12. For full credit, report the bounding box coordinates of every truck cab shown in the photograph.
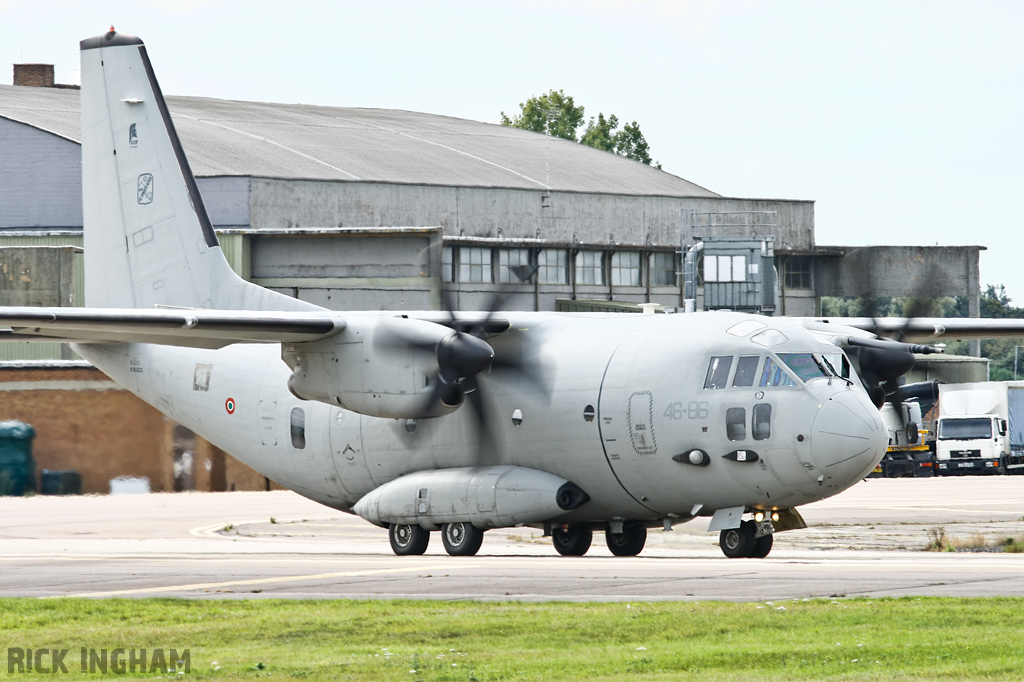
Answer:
[935,413,1006,474]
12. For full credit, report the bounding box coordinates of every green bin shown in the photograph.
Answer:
[0,420,36,496]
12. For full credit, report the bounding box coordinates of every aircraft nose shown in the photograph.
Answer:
[809,389,887,477]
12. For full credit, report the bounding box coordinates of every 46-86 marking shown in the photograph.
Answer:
[663,401,708,420]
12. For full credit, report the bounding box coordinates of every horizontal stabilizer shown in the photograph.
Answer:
[0,307,343,349]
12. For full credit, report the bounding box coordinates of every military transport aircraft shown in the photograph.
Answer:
[3,30,1022,560]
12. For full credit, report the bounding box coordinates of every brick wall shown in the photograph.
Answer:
[0,364,279,494]
[13,64,54,88]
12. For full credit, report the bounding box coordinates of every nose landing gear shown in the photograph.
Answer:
[719,519,774,558]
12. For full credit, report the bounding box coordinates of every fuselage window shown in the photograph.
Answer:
[780,353,829,382]
[732,356,760,387]
[290,407,306,449]
[704,356,733,389]
[726,407,746,441]
[759,357,797,387]
[753,403,772,440]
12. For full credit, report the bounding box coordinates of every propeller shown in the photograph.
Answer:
[383,269,550,463]
[843,278,945,424]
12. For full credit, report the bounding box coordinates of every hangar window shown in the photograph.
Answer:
[611,252,641,286]
[442,247,454,283]
[704,255,747,282]
[575,250,605,286]
[783,256,812,289]
[537,249,568,284]
[650,252,678,286]
[458,247,493,283]
[290,407,306,449]
[499,249,534,283]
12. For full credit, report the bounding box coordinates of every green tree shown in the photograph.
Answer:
[500,89,585,142]
[615,120,657,167]
[502,91,660,167]
[579,113,618,152]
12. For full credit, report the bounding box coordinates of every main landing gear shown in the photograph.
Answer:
[387,522,487,556]
[719,520,773,558]
[550,524,648,557]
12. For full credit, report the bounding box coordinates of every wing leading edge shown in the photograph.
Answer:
[798,317,1024,343]
[0,307,343,349]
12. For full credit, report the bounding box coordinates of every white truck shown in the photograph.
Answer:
[934,381,1024,475]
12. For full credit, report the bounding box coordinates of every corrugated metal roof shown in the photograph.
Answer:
[0,84,719,198]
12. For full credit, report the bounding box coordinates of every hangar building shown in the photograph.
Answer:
[0,70,983,321]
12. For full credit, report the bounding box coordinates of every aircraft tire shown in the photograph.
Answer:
[552,525,593,556]
[605,525,647,556]
[748,532,773,558]
[389,523,430,556]
[441,522,485,556]
[719,520,756,558]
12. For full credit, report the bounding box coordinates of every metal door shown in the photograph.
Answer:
[328,407,374,497]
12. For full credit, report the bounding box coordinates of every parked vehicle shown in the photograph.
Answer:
[934,381,1024,475]
[871,401,934,477]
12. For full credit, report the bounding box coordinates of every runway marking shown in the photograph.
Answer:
[52,565,460,599]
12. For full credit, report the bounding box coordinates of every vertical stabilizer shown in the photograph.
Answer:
[79,29,319,312]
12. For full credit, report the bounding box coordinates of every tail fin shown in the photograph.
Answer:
[79,29,319,313]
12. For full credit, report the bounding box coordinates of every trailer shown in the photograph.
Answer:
[934,381,1024,475]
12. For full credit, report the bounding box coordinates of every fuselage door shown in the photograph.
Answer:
[329,407,374,498]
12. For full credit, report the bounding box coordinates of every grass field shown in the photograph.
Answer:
[3,597,1023,680]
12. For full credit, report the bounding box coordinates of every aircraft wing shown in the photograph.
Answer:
[0,307,343,349]
[796,317,1024,343]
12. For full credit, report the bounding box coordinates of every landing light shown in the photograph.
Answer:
[754,512,765,523]
[771,511,780,522]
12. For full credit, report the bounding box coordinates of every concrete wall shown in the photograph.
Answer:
[0,246,80,307]
[814,245,982,300]
[247,178,817,251]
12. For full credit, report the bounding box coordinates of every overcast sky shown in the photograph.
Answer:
[3,0,1021,305]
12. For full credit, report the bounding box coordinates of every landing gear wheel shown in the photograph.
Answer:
[605,525,647,556]
[719,520,756,558]
[552,525,593,556]
[749,532,774,558]
[389,523,430,556]
[441,522,485,556]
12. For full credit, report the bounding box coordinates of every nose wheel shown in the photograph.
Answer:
[719,520,773,558]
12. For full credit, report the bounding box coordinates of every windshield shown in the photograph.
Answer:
[779,353,830,382]
[938,417,993,440]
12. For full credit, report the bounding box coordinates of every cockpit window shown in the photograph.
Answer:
[732,356,760,387]
[823,353,853,380]
[751,329,788,348]
[753,403,772,440]
[704,356,733,389]
[727,320,767,337]
[779,353,829,382]
[759,357,797,387]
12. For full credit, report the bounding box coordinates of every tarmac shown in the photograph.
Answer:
[0,477,1021,601]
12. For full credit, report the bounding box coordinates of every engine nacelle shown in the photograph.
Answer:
[283,316,460,419]
[352,466,590,529]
